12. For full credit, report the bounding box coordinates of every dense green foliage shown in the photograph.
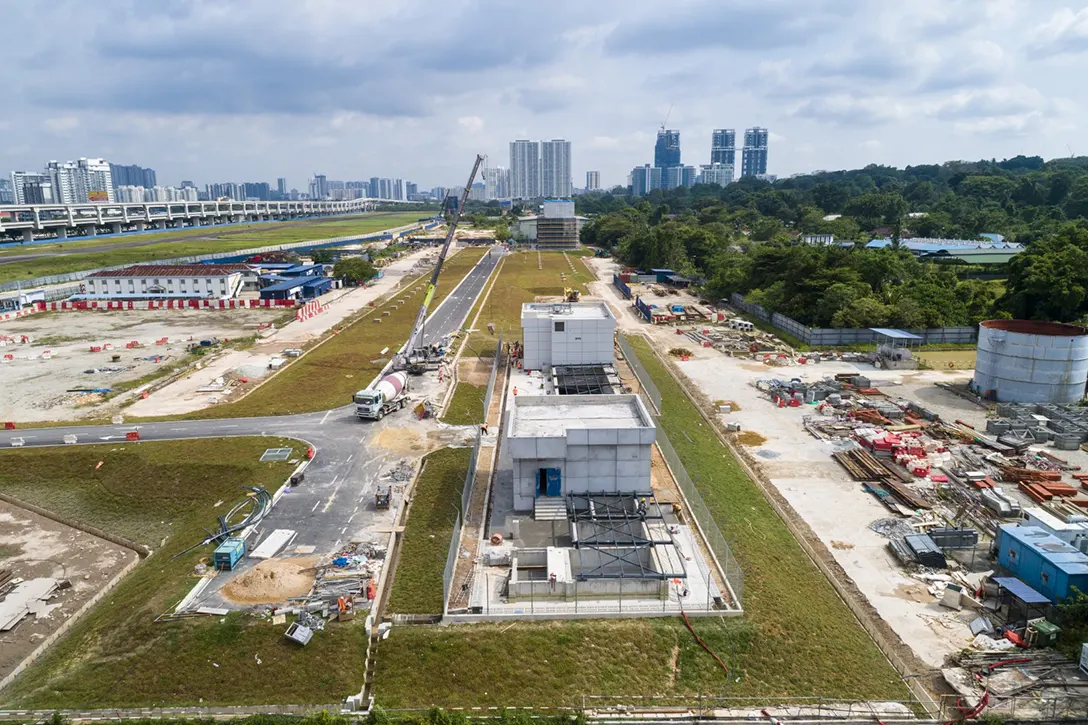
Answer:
[580,155,1088,326]
[332,256,378,284]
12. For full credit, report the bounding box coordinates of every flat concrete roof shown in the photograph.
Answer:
[521,301,614,321]
[509,394,652,437]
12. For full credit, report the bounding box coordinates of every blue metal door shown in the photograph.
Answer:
[546,468,562,497]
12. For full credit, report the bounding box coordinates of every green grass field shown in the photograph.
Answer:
[0,438,366,708]
[173,248,487,419]
[468,251,592,351]
[0,212,426,284]
[385,447,472,615]
[369,263,910,710]
[440,383,486,425]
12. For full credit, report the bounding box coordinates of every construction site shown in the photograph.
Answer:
[581,253,1088,720]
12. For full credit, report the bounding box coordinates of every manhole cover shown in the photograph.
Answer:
[260,447,293,462]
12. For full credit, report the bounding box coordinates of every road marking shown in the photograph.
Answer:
[322,476,344,513]
[353,504,359,513]
[311,500,320,512]
[348,514,355,523]
[222,425,238,429]
[346,454,354,463]
[320,410,332,425]
[170,427,188,431]
[340,526,347,534]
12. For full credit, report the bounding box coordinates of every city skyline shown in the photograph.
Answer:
[1,2,1082,189]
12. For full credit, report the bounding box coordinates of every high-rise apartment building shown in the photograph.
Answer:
[207,182,240,200]
[699,163,735,187]
[630,165,664,196]
[46,158,114,202]
[711,129,736,168]
[585,171,600,191]
[540,139,572,197]
[741,127,769,177]
[276,177,287,196]
[654,130,681,169]
[483,166,510,200]
[0,178,13,205]
[10,171,54,204]
[406,182,418,198]
[309,174,329,200]
[110,163,156,190]
[242,182,271,201]
[509,140,541,199]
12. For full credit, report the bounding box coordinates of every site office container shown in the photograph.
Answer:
[996,524,1088,601]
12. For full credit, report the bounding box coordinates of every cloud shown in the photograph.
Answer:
[458,116,485,134]
[1031,7,1088,56]
[43,116,80,133]
[605,0,852,55]
[788,95,907,126]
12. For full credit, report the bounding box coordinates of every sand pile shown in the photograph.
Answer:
[221,556,317,604]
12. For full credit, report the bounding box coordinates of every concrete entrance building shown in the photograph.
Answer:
[520,301,616,371]
[505,394,655,513]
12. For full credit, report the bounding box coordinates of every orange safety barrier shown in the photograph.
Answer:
[126,431,140,441]
[3,421,16,430]
[307,446,316,459]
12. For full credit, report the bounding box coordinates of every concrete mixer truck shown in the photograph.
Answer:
[353,371,409,420]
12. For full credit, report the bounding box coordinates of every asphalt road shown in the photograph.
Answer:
[3,246,503,602]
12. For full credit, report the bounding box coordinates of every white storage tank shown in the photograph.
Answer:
[974,319,1088,404]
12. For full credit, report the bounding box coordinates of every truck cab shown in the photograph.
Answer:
[353,390,384,419]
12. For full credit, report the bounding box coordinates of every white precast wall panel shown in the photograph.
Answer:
[521,302,616,370]
[974,320,1088,404]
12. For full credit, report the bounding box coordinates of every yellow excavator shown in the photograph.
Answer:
[564,287,581,302]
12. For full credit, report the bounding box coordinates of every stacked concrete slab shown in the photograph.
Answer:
[986,403,1088,450]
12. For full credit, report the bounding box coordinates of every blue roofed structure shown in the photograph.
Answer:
[869,328,923,340]
[259,276,333,300]
[996,524,1088,602]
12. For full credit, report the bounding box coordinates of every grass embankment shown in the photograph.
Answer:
[0,438,365,708]
[0,212,426,284]
[370,255,909,708]
[467,251,592,351]
[386,447,472,614]
[441,383,486,425]
[173,248,487,419]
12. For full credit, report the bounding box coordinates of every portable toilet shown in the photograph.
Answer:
[213,537,246,571]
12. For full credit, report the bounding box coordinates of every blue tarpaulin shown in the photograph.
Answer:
[869,328,923,340]
[993,576,1052,605]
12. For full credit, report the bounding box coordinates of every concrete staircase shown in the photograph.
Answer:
[534,497,567,521]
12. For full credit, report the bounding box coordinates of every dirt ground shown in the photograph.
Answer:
[457,357,491,386]
[372,426,470,457]
[917,349,978,370]
[586,256,989,669]
[220,556,319,604]
[0,501,137,680]
[0,309,281,422]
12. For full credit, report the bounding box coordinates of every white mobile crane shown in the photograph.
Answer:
[396,154,485,374]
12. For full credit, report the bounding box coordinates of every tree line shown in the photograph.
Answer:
[579,155,1088,328]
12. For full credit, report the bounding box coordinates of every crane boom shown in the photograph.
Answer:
[403,154,484,359]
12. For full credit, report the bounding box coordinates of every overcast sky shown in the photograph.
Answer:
[4,0,1087,190]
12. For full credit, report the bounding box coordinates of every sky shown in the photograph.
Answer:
[3,0,1088,190]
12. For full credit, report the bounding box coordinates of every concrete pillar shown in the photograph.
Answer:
[174,219,186,228]
[110,223,122,235]
[57,227,68,240]
[154,220,167,230]
[86,225,97,237]
[22,228,33,242]
[134,221,147,231]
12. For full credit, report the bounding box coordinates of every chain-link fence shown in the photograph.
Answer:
[460,431,481,516]
[481,333,503,418]
[655,431,744,606]
[617,336,743,607]
[441,514,463,617]
[617,335,661,413]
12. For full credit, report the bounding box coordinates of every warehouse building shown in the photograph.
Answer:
[80,264,247,300]
[521,301,616,371]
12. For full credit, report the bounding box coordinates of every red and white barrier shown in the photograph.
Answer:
[0,306,40,323]
[35,298,299,313]
[295,299,327,322]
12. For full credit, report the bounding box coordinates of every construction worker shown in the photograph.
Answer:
[481,422,489,435]
[637,497,647,517]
